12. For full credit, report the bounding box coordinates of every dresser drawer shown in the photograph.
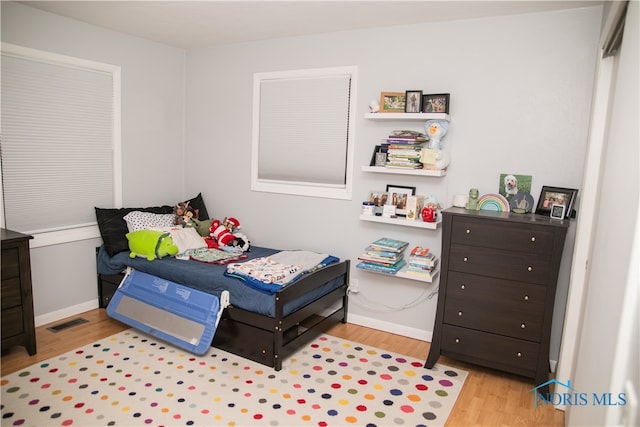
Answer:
[1,277,22,309]
[451,216,554,255]
[449,244,551,285]
[1,247,20,280]
[1,306,24,337]
[441,324,539,375]
[444,272,546,341]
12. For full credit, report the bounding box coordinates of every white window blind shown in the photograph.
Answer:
[1,44,120,236]
[252,67,356,199]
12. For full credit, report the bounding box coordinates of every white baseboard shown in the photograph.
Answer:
[35,299,99,327]
[347,313,433,342]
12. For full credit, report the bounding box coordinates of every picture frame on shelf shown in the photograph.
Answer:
[422,93,450,114]
[550,204,566,220]
[368,190,389,210]
[369,144,389,166]
[386,184,416,217]
[379,92,406,113]
[535,186,578,218]
[405,90,423,113]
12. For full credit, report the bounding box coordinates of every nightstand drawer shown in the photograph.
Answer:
[451,217,554,255]
[1,306,24,337]
[1,247,20,280]
[1,277,22,309]
[441,324,539,375]
[449,244,551,285]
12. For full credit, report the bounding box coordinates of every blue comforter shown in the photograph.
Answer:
[96,246,344,317]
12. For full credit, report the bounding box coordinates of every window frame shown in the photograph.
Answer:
[0,43,121,248]
[251,66,357,200]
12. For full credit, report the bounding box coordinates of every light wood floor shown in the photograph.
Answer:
[1,309,564,426]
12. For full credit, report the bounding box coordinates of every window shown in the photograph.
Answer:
[1,43,121,247]
[251,66,357,199]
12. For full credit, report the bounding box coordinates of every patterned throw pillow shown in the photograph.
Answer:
[123,211,175,232]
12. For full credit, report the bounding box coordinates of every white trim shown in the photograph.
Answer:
[348,312,432,342]
[0,42,123,233]
[251,66,357,200]
[35,299,99,327]
[555,53,617,411]
[29,225,102,248]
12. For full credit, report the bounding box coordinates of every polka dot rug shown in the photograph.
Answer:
[1,329,467,426]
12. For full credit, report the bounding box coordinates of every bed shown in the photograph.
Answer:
[94,197,350,370]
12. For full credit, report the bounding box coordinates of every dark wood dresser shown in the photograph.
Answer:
[1,228,37,355]
[425,207,568,390]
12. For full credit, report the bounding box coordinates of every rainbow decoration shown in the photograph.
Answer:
[478,193,510,212]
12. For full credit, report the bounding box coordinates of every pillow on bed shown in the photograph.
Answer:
[123,211,175,232]
[95,205,173,256]
[183,193,210,220]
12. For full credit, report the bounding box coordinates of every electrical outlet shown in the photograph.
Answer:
[349,279,359,294]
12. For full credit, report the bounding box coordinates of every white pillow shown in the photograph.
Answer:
[123,211,175,232]
[168,227,207,253]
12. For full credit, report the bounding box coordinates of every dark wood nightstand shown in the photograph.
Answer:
[1,228,36,355]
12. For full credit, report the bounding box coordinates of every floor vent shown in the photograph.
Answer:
[47,317,89,333]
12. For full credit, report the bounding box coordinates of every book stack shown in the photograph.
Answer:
[356,237,409,275]
[384,130,426,169]
[406,246,438,279]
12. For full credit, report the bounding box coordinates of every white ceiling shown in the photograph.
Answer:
[19,1,602,49]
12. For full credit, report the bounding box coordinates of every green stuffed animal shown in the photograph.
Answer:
[126,229,179,261]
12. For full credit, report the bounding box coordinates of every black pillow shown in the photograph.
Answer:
[95,205,173,256]
[183,192,210,220]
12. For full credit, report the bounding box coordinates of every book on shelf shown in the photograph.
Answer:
[358,252,404,266]
[405,266,437,279]
[408,246,437,268]
[356,259,407,274]
[369,237,409,253]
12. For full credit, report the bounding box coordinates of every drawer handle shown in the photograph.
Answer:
[458,311,463,317]
[527,266,533,272]
[517,352,522,357]
[455,338,460,343]
[463,257,469,262]
[531,236,536,242]
[466,229,471,234]
[521,323,526,329]
[524,295,529,301]
[460,284,466,290]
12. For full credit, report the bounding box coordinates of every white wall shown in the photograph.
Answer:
[185,7,602,360]
[567,1,639,424]
[1,3,605,372]
[1,2,186,322]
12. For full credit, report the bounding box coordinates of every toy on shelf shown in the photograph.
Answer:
[420,120,450,170]
[465,188,480,210]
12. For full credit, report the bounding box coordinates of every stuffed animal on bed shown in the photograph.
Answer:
[173,202,198,227]
[206,217,250,252]
[127,229,179,261]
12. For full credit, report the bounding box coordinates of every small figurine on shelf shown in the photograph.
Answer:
[420,120,450,170]
[465,188,480,210]
[421,194,441,222]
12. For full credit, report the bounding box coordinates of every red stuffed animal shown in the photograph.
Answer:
[205,217,248,250]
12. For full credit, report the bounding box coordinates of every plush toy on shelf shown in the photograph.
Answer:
[420,119,451,170]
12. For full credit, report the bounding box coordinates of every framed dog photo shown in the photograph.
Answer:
[386,184,416,217]
[499,173,532,201]
[379,92,406,113]
[422,93,450,114]
[405,90,423,113]
[535,186,578,218]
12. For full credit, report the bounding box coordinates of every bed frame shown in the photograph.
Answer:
[97,251,350,371]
